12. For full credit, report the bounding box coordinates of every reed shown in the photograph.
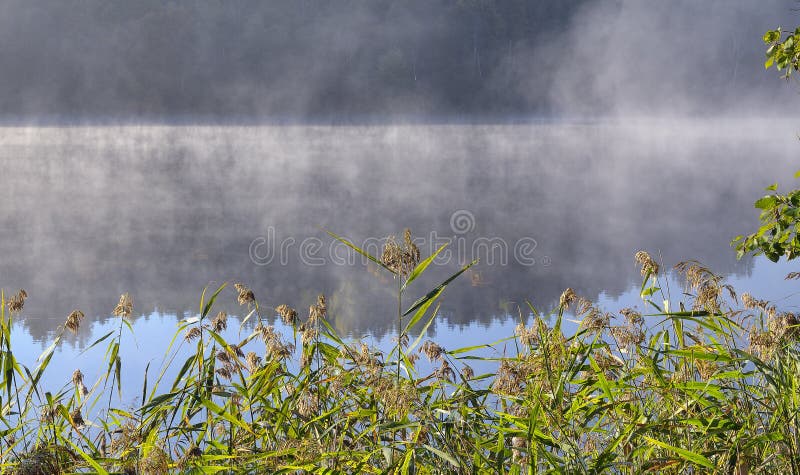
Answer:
[0,234,798,474]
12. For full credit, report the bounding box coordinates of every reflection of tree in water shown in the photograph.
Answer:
[0,124,793,343]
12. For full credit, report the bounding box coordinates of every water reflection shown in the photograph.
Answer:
[0,121,796,343]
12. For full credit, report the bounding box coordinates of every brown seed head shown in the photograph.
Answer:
[559,288,577,310]
[246,352,262,372]
[308,304,324,325]
[72,369,84,386]
[65,310,84,333]
[276,304,298,326]
[113,293,133,318]
[7,289,27,314]
[635,251,660,276]
[420,340,445,362]
[620,308,643,326]
[461,364,475,380]
[297,392,319,417]
[184,327,202,341]
[234,283,255,306]
[211,311,227,332]
[70,408,85,428]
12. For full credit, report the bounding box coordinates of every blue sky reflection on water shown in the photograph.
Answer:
[12,255,797,398]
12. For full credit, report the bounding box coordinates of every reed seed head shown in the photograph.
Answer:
[216,366,232,380]
[297,392,319,417]
[381,229,421,277]
[420,340,445,362]
[72,369,88,396]
[65,310,84,333]
[246,351,262,372]
[559,288,577,310]
[620,308,643,326]
[216,349,231,363]
[581,308,610,334]
[515,323,538,347]
[40,405,57,424]
[434,359,455,381]
[308,303,324,325]
[113,293,133,318]
[139,446,170,474]
[184,327,201,341]
[69,408,85,428]
[7,289,27,314]
[635,251,659,276]
[610,325,645,348]
[493,360,523,395]
[234,283,255,306]
[301,326,318,346]
[276,304,298,326]
[211,311,227,332]
[461,364,475,380]
[231,393,242,408]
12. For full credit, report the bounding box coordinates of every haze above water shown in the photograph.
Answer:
[1,120,797,346]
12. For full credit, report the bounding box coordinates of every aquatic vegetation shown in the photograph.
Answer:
[0,233,799,473]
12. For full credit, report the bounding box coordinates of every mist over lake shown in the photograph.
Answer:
[2,120,797,345]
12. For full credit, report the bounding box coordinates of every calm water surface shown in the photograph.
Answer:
[1,120,798,395]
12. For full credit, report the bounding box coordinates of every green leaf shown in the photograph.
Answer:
[402,243,448,291]
[325,230,395,274]
[766,183,778,191]
[403,287,443,333]
[62,437,109,475]
[407,303,440,353]
[423,444,460,468]
[643,436,714,469]
[764,30,780,43]
[403,260,477,317]
[754,196,778,210]
[201,282,227,319]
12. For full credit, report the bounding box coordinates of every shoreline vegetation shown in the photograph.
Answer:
[1,228,799,473]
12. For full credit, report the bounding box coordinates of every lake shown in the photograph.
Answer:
[1,120,798,397]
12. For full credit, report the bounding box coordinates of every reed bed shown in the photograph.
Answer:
[0,231,798,474]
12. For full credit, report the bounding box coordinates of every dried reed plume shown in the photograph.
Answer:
[515,322,539,347]
[559,288,577,310]
[211,311,227,332]
[635,251,660,276]
[234,283,255,306]
[297,392,319,417]
[307,295,326,325]
[184,327,201,341]
[461,364,475,380]
[70,409,85,428]
[381,229,421,277]
[246,352,262,372]
[113,293,133,318]
[65,310,84,333]
[434,360,455,381]
[276,304,298,326]
[72,370,88,396]
[420,340,445,362]
[7,289,26,314]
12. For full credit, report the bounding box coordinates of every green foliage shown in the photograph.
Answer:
[733,174,800,261]
[763,27,800,77]
[3,242,800,473]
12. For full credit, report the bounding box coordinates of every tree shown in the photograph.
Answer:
[733,26,800,261]
[733,176,800,261]
[763,27,800,78]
